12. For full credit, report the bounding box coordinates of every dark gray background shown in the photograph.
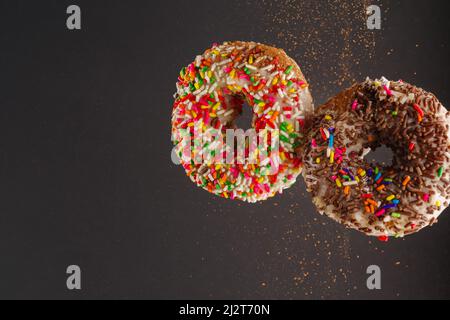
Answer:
[0,0,449,299]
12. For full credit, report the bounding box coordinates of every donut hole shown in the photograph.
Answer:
[364,145,394,167]
[235,100,255,131]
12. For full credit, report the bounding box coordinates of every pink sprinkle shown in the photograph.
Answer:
[267,95,276,103]
[311,139,317,148]
[383,85,392,96]
[331,175,337,181]
[223,66,232,73]
[375,209,386,217]
[351,99,358,110]
[423,194,430,202]
[264,184,270,192]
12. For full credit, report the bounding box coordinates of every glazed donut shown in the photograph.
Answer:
[171,41,313,202]
[302,77,450,239]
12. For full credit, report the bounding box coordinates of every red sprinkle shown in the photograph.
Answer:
[378,236,389,242]
[409,142,415,152]
[413,103,424,117]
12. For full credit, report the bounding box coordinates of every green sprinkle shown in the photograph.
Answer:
[391,213,401,219]
[215,184,221,190]
[280,135,290,143]
[284,65,293,74]
[287,80,293,87]
[392,111,398,116]
[438,167,444,178]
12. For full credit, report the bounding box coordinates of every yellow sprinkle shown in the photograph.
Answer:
[208,70,213,78]
[194,82,200,90]
[436,200,441,207]
[330,150,335,164]
[316,158,321,164]
[280,152,286,161]
[336,178,342,188]
[258,102,265,107]
[212,50,219,55]
[324,115,332,120]
[249,55,254,64]
[289,88,296,93]
[215,164,221,170]
[272,77,278,85]
[223,192,228,199]
[386,195,396,201]
[191,111,197,118]
[187,122,194,127]
[355,176,360,183]
[213,102,220,110]
[374,81,381,87]
[230,69,235,78]
[287,124,294,132]
[281,80,287,86]
[200,71,205,79]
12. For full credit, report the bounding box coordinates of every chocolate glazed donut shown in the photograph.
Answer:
[301,77,450,239]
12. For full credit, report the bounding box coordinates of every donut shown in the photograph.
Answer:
[171,41,313,202]
[301,77,450,239]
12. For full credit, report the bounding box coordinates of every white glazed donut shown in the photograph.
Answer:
[172,41,314,202]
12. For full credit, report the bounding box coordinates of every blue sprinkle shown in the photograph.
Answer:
[375,172,382,181]
[392,199,400,205]
[328,134,334,148]
[383,204,397,210]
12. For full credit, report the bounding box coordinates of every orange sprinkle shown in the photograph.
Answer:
[402,176,411,186]
[376,184,385,192]
[344,186,350,195]
[365,206,371,214]
[270,111,280,122]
